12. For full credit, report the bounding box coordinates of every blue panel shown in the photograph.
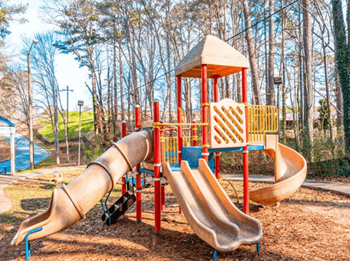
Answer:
[170,164,181,171]
[209,152,215,171]
[139,168,154,176]
[125,177,144,186]
[249,145,265,151]
[182,146,202,168]
[208,145,264,153]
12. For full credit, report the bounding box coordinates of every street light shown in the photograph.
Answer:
[274,76,283,140]
[28,39,38,170]
[77,100,84,166]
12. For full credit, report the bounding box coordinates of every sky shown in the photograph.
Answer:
[5,0,91,112]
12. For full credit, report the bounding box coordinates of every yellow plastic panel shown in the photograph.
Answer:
[209,99,247,148]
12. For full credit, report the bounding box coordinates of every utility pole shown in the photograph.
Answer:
[60,86,74,136]
[77,100,84,166]
[27,39,38,170]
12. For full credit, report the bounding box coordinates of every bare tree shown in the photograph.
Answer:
[267,0,275,106]
[242,0,262,105]
[23,31,69,165]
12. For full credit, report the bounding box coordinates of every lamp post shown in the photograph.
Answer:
[77,100,84,166]
[60,86,74,136]
[274,76,283,140]
[28,39,38,170]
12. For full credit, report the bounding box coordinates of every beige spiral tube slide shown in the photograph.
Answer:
[250,134,307,205]
[11,130,153,246]
[163,159,262,252]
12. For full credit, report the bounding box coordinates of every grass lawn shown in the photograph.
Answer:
[36,111,94,142]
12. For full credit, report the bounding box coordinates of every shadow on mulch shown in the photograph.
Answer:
[39,183,57,190]
[231,201,264,213]
[283,198,350,208]
[20,197,51,211]
[0,211,28,224]
[14,216,294,261]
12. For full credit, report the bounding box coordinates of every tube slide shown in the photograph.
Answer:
[250,135,307,205]
[163,159,262,252]
[11,130,153,246]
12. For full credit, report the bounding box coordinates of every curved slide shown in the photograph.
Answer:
[11,130,153,246]
[250,135,307,205]
[163,159,262,252]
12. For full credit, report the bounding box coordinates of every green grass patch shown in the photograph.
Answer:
[36,111,94,142]
[1,169,122,223]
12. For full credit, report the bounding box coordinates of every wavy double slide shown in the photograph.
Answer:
[11,130,153,246]
[163,159,262,252]
[250,135,307,205]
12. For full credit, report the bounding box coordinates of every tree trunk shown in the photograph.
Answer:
[298,4,304,132]
[119,41,124,121]
[264,0,269,104]
[281,1,286,144]
[302,0,314,159]
[321,33,333,141]
[231,0,240,102]
[332,0,350,153]
[267,0,275,106]
[113,37,118,131]
[60,110,70,163]
[53,89,60,165]
[242,0,262,105]
[334,64,343,128]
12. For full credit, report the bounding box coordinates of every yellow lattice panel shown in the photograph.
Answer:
[209,99,247,148]
[247,105,278,143]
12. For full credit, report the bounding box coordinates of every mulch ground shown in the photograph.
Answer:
[1,172,350,260]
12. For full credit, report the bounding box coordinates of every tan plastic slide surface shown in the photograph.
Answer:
[11,131,153,246]
[250,135,307,205]
[163,159,262,252]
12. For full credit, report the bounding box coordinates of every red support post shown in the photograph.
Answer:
[215,153,221,179]
[160,119,165,211]
[213,75,220,179]
[214,75,219,102]
[177,75,183,164]
[177,75,183,215]
[242,68,249,214]
[201,65,209,163]
[192,119,197,146]
[121,120,127,195]
[153,100,161,236]
[135,105,142,223]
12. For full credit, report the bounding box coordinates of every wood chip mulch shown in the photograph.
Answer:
[1,175,350,260]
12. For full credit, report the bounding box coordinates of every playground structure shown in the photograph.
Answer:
[11,35,307,256]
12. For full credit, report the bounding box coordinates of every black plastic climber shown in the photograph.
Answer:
[101,191,136,225]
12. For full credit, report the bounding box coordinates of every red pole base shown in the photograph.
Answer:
[154,179,161,234]
[243,147,249,214]
[136,173,142,223]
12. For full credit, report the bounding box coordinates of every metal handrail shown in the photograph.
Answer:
[153,122,209,128]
